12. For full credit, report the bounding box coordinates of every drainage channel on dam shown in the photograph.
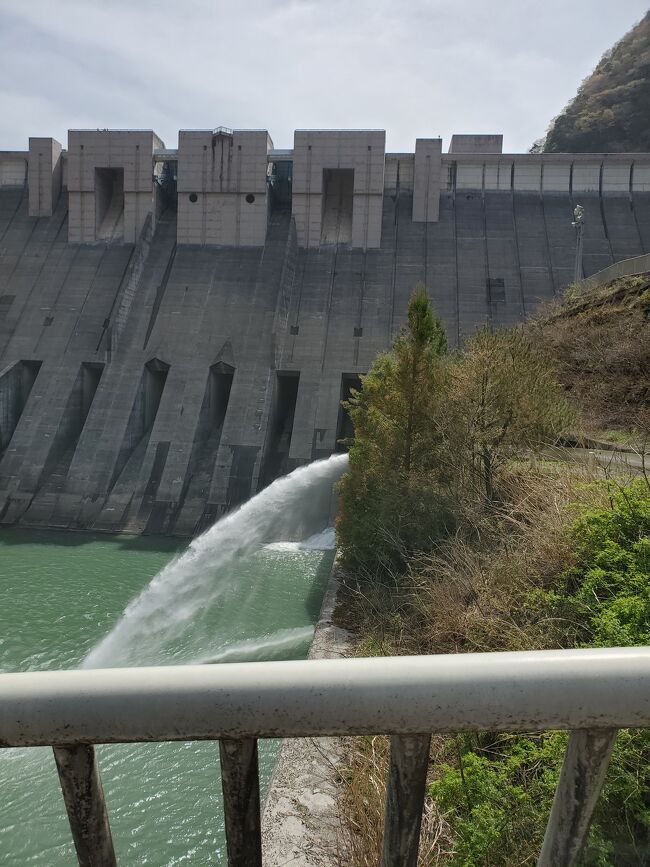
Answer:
[0,454,348,866]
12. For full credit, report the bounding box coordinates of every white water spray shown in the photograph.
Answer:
[264,526,336,553]
[193,626,315,665]
[84,454,348,668]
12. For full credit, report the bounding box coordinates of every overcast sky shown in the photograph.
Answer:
[0,0,648,153]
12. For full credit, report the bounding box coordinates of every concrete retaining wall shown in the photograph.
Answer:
[262,562,351,865]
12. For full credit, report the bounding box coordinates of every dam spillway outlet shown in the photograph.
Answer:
[36,362,105,489]
[95,167,124,241]
[208,362,235,431]
[171,362,236,534]
[81,362,104,421]
[144,359,169,431]
[0,360,42,455]
[321,169,353,245]
[110,359,169,491]
[261,371,300,487]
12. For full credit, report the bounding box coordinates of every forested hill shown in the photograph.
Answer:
[542,11,650,153]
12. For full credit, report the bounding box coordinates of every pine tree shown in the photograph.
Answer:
[336,285,451,573]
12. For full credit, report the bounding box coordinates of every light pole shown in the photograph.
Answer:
[572,204,585,284]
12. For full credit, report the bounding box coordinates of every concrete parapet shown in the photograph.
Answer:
[632,161,650,192]
[67,130,163,243]
[28,138,62,216]
[412,138,442,222]
[262,561,351,865]
[449,134,503,154]
[572,161,601,193]
[441,153,650,196]
[292,130,385,249]
[384,154,414,193]
[0,152,27,187]
[542,161,571,193]
[176,129,272,246]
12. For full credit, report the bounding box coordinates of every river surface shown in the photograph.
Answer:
[0,528,335,865]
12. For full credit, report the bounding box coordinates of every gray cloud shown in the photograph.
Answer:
[0,0,647,152]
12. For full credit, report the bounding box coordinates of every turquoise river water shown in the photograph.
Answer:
[0,462,340,867]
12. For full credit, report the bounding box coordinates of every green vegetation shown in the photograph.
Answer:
[429,482,650,867]
[442,326,573,502]
[337,284,451,574]
[539,12,650,153]
[337,286,573,576]
[336,284,650,865]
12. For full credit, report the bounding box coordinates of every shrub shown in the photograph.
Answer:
[429,480,650,865]
[441,326,575,502]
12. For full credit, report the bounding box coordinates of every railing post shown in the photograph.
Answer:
[219,737,262,867]
[381,733,431,867]
[52,744,116,867]
[537,728,618,867]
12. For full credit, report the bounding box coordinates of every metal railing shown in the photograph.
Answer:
[579,252,650,290]
[2,647,649,866]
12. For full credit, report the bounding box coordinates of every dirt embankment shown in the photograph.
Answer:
[529,275,650,436]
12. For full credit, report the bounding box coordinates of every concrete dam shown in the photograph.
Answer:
[1,128,649,536]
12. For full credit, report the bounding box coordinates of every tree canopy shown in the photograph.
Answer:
[336,285,451,573]
[542,12,650,153]
[336,288,573,576]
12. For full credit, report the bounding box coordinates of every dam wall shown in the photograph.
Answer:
[1,128,649,534]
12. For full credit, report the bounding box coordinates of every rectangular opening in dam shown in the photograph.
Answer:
[269,160,293,211]
[95,167,124,241]
[36,362,105,489]
[0,360,42,455]
[321,169,353,244]
[66,362,104,439]
[336,373,362,452]
[144,360,169,430]
[171,362,236,532]
[154,160,178,215]
[208,362,235,430]
[81,362,103,420]
[110,359,170,490]
[260,371,300,487]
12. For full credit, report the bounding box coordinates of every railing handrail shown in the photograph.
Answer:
[2,646,650,747]
[578,251,650,290]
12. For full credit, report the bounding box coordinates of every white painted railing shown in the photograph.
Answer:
[2,647,649,866]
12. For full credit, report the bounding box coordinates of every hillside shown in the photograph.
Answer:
[543,11,650,153]
[530,275,650,434]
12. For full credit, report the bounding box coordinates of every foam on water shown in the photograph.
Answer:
[193,626,315,665]
[263,526,336,553]
[83,454,347,669]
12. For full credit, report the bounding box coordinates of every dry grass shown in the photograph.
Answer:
[334,459,612,658]
[339,735,456,866]
[335,459,620,864]
[528,275,650,433]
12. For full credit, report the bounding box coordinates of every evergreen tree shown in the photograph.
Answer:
[336,285,452,574]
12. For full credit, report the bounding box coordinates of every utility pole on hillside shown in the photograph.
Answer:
[572,204,585,283]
